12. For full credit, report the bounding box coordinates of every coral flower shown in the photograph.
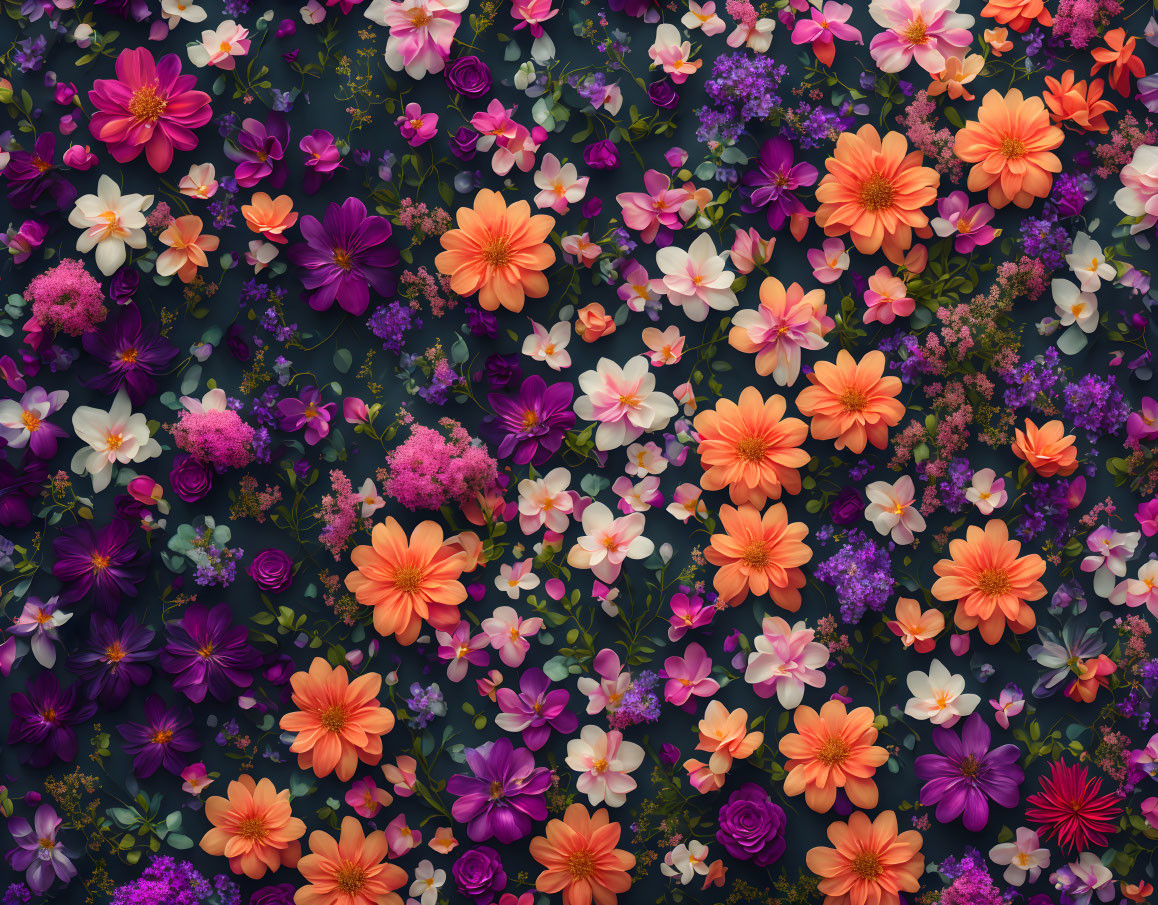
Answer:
[931,519,1047,644]
[279,658,395,782]
[683,701,764,793]
[1011,418,1078,478]
[435,188,556,313]
[241,193,298,245]
[1043,71,1117,133]
[728,277,832,386]
[88,47,212,172]
[693,387,810,508]
[807,810,923,905]
[529,803,636,905]
[345,517,468,645]
[814,125,940,261]
[780,701,889,813]
[979,0,1051,32]
[1025,761,1123,853]
[954,89,1064,209]
[705,503,811,609]
[795,350,905,454]
[887,597,944,652]
[296,816,408,905]
[200,775,305,879]
[1091,28,1145,98]
[156,215,219,283]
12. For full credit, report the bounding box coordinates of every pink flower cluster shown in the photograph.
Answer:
[171,409,256,468]
[319,469,361,561]
[25,259,108,336]
[384,420,499,511]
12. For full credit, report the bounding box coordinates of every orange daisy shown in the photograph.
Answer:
[954,89,1064,209]
[279,658,395,781]
[806,810,924,905]
[705,503,811,609]
[693,387,810,508]
[780,701,889,813]
[980,0,1052,32]
[795,350,904,454]
[1011,417,1078,478]
[296,816,408,905]
[814,125,940,262]
[529,803,636,905]
[1043,71,1117,133]
[435,188,556,312]
[931,519,1047,644]
[200,775,305,879]
[345,517,468,645]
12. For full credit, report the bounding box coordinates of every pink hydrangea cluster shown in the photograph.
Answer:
[384,419,499,511]
[24,259,108,336]
[896,91,963,182]
[396,199,452,241]
[319,470,360,560]
[400,267,456,316]
[171,409,256,468]
[1053,0,1123,49]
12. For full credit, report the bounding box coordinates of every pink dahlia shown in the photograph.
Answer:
[88,47,212,173]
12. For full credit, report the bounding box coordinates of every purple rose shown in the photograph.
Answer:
[830,486,863,525]
[450,126,480,161]
[109,267,139,304]
[249,885,295,905]
[445,55,492,98]
[247,549,294,592]
[581,197,602,219]
[226,323,251,362]
[452,846,507,904]
[716,783,786,867]
[263,654,296,686]
[169,454,213,503]
[646,79,679,109]
[467,305,497,338]
[583,139,619,170]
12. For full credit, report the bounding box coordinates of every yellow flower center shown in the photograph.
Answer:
[407,6,432,27]
[567,849,596,880]
[151,728,174,744]
[237,817,269,842]
[736,436,768,463]
[999,137,1027,160]
[129,85,168,123]
[481,237,512,268]
[91,553,110,571]
[393,564,425,594]
[851,851,884,880]
[976,567,1011,598]
[318,703,349,733]
[903,17,928,45]
[592,758,609,773]
[21,410,41,432]
[858,174,895,212]
[816,736,852,766]
[332,249,353,271]
[105,642,127,663]
[741,541,770,569]
[838,387,869,413]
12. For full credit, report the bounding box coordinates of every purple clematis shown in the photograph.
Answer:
[446,738,552,843]
[494,667,578,751]
[160,602,261,704]
[277,386,336,446]
[117,694,199,777]
[6,804,78,894]
[67,614,156,708]
[300,129,345,194]
[3,133,77,210]
[80,303,179,406]
[225,113,290,188]
[51,517,148,612]
[914,713,1024,832]
[0,387,70,459]
[484,375,576,466]
[287,196,400,315]
[740,136,818,231]
[7,672,97,767]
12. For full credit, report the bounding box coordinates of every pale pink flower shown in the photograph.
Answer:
[904,659,979,726]
[625,441,667,476]
[364,0,467,79]
[743,616,829,708]
[1066,232,1115,293]
[577,649,631,714]
[1115,144,1158,234]
[566,502,653,582]
[618,261,664,312]
[673,381,696,415]
[573,356,677,450]
[521,319,571,370]
[863,266,915,325]
[491,125,539,175]
[561,232,601,267]
[616,170,689,244]
[492,561,541,603]
[382,756,418,796]
[729,227,775,274]
[868,0,974,75]
[989,684,1025,730]
[179,162,218,199]
[518,467,574,534]
[385,814,421,857]
[726,16,775,52]
[989,828,1049,886]
[648,23,702,84]
[656,232,738,322]
[533,153,589,213]
[245,239,278,273]
[667,483,708,523]
[1109,560,1158,612]
[806,237,850,284]
[661,841,712,885]
[642,325,685,366]
[481,603,543,665]
[187,20,250,69]
[357,478,386,518]
[965,468,1007,514]
[663,642,719,706]
[565,725,645,807]
[865,475,926,544]
[729,277,831,386]
[681,0,726,34]
[612,475,662,513]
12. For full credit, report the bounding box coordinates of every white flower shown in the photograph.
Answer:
[1052,279,1099,333]
[904,659,979,726]
[573,356,677,450]
[743,616,829,709]
[1066,232,1115,292]
[625,441,667,476]
[565,725,645,807]
[68,175,153,276]
[660,841,711,884]
[492,560,540,601]
[965,468,1007,515]
[358,478,386,518]
[514,61,537,91]
[566,502,653,583]
[160,0,207,26]
[70,390,162,492]
[522,319,572,370]
[655,233,738,322]
[481,603,542,666]
[409,860,445,905]
[864,475,926,544]
[989,828,1049,886]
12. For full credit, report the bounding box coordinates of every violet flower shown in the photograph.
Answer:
[6,805,77,894]
[0,387,70,458]
[66,614,156,708]
[160,601,261,703]
[224,113,290,188]
[8,595,72,668]
[446,738,552,843]
[80,303,179,406]
[276,386,336,446]
[494,667,578,750]
[8,672,96,767]
[51,517,148,612]
[3,133,77,210]
[740,136,817,230]
[117,694,199,777]
[299,129,345,194]
[483,375,576,466]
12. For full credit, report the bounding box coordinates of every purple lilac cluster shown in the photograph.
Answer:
[405,682,447,728]
[814,528,895,624]
[1019,481,1071,544]
[109,856,239,905]
[1063,374,1131,440]
[782,100,857,150]
[1001,347,1064,412]
[696,52,787,144]
[938,850,1003,905]
[609,671,662,729]
[1019,211,1072,272]
[368,301,423,354]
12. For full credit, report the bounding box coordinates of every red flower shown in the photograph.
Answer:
[1025,761,1122,853]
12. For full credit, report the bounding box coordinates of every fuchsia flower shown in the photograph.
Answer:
[397,103,439,146]
[276,386,336,446]
[930,191,998,253]
[863,266,916,325]
[663,643,720,706]
[511,0,558,36]
[667,589,715,641]
[0,387,69,458]
[1127,397,1158,443]
[345,776,393,817]
[616,169,690,244]
[494,667,578,750]
[436,620,489,682]
[790,2,862,66]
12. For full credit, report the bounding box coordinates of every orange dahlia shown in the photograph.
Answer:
[279,658,395,781]
[779,700,890,814]
[705,503,811,609]
[931,519,1047,644]
[954,89,1064,209]
[795,350,904,454]
[980,0,1052,32]
[200,775,305,879]
[814,125,939,262]
[693,387,810,508]
[435,188,556,312]
[1043,71,1117,133]
[806,810,923,905]
[1011,417,1078,478]
[296,816,408,905]
[529,803,636,905]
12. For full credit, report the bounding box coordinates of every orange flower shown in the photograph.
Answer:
[683,700,764,792]
[279,658,395,781]
[931,519,1047,644]
[954,89,1064,209]
[296,816,408,905]
[814,125,939,262]
[345,517,468,645]
[156,215,219,283]
[200,775,305,879]
[435,188,556,312]
[575,302,616,341]
[1043,71,1118,133]
[984,27,1013,54]
[1091,28,1145,98]
[887,597,944,653]
[705,503,811,609]
[780,701,889,813]
[693,387,809,508]
[1065,655,1116,703]
[529,804,636,905]
[928,54,984,102]
[806,810,924,905]
[979,0,1052,32]
[795,350,904,454]
[1011,417,1078,478]
[241,192,298,244]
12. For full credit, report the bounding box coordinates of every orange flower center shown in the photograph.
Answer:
[335,862,368,893]
[120,347,139,363]
[105,642,127,662]
[816,736,852,766]
[489,780,505,799]
[38,837,56,850]
[592,758,609,773]
[408,6,432,27]
[522,409,540,429]
[838,387,868,413]
[567,849,596,880]
[198,643,215,658]
[106,433,124,451]
[903,17,928,45]
[21,410,41,432]
[318,703,349,732]
[128,85,168,123]
[91,553,110,571]
[976,567,1011,598]
[333,249,353,271]
[735,436,768,463]
[858,174,895,212]
[999,137,1027,160]
[151,728,174,744]
[237,817,269,842]
[481,237,513,268]
[740,541,771,569]
[851,851,884,880]
[393,564,425,594]
[959,754,981,779]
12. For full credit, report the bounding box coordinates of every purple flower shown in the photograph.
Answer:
[3,133,76,210]
[484,375,576,466]
[583,139,620,170]
[247,884,296,905]
[6,805,76,894]
[109,268,139,304]
[8,595,71,668]
[224,114,290,188]
[450,126,480,160]
[80,303,179,407]
[829,486,864,525]
[117,695,199,777]
[170,453,215,502]
[160,602,261,703]
[715,783,787,866]
[914,713,1024,832]
[299,129,344,195]
[494,667,577,750]
[647,78,679,109]
[0,387,69,459]
[247,549,294,592]
[445,55,492,97]
[741,136,818,231]
[277,386,336,446]
[51,517,148,612]
[451,846,507,904]
[0,455,49,528]
[287,196,399,315]
[66,614,156,708]
[483,353,521,390]
[8,672,96,767]
[447,738,551,843]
